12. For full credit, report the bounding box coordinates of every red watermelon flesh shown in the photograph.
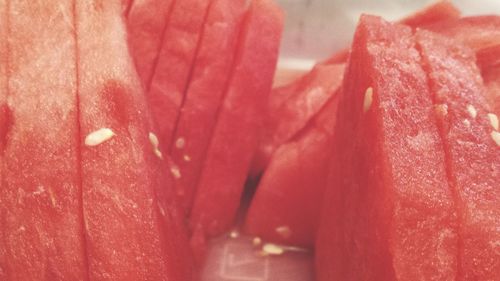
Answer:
[190,0,283,238]
[0,1,88,280]
[0,0,6,277]
[245,89,340,247]
[316,15,458,281]
[127,0,175,88]
[0,0,7,153]
[424,16,500,70]
[146,0,211,156]
[251,64,344,175]
[416,29,500,281]
[321,0,461,65]
[168,0,246,212]
[76,0,191,280]
[424,16,500,115]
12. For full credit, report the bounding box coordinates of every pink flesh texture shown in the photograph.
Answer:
[424,16,500,115]
[0,0,88,280]
[127,0,175,88]
[245,90,341,247]
[417,30,500,281]
[190,0,283,238]
[316,15,457,281]
[146,0,212,155]
[252,64,344,175]
[169,0,246,212]
[482,63,500,115]
[0,1,6,278]
[76,1,191,280]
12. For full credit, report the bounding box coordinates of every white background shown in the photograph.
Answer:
[276,0,500,66]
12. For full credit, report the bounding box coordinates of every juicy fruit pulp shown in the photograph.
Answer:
[126,0,175,88]
[146,0,212,156]
[316,15,458,281]
[0,0,193,280]
[190,0,283,240]
[417,29,500,281]
[78,1,193,280]
[0,1,87,280]
[245,64,344,247]
[168,0,247,212]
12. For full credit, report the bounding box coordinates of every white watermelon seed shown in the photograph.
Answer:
[149,132,163,159]
[183,155,191,162]
[253,237,262,246]
[467,104,477,119]
[435,104,448,117]
[170,165,181,179]
[463,119,471,127]
[149,132,159,147]
[262,243,284,255]
[275,226,292,239]
[363,87,373,113]
[229,230,240,239]
[487,113,499,131]
[491,131,500,146]
[85,128,115,146]
[176,137,185,149]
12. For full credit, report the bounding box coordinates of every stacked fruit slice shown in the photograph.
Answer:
[316,13,499,281]
[0,0,194,280]
[126,0,283,255]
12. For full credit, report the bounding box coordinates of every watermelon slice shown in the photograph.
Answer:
[146,0,211,157]
[190,0,283,239]
[0,0,87,279]
[127,0,175,88]
[316,15,458,281]
[245,88,341,247]
[416,29,500,281]
[168,0,246,211]
[76,1,191,279]
[251,63,344,175]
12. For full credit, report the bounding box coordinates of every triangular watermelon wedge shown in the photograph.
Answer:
[76,0,192,279]
[316,15,458,281]
[251,63,344,175]
[245,87,341,247]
